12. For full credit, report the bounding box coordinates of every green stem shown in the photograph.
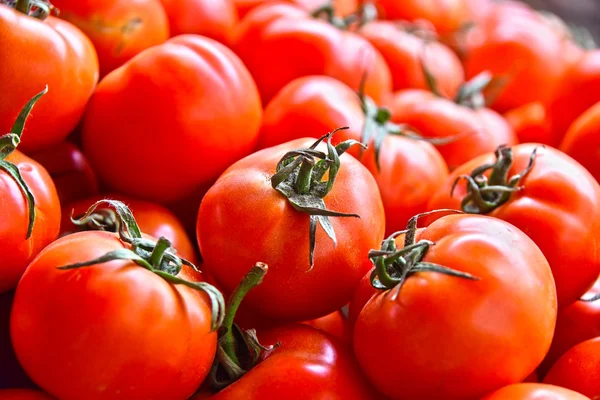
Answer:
[15,0,30,13]
[375,256,397,289]
[148,237,171,267]
[295,159,314,195]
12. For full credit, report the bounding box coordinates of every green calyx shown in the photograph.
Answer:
[57,200,225,331]
[68,207,120,234]
[10,0,55,20]
[310,0,362,30]
[271,129,363,267]
[0,86,48,239]
[452,145,538,214]
[369,209,479,298]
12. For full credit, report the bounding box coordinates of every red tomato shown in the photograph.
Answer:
[482,383,590,400]
[236,0,358,18]
[544,337,600,399]
[428,144,600,306]
[0,3,98,152]
[386,88,517,171]
[301,310,351,345]
[0,390,55,400]
[234,3,391,105]
[159,0,238,45]
[198,136,385,322]
[504,102,553,145]
[560,101,600,184]
[82,35,262,204]
[27,141,99,206]
[353,214,557,399]
[359,20,464,98]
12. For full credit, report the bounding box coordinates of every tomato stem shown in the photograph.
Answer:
[148,237,171,267]
[15,0,29,13]
[13,0,53,20]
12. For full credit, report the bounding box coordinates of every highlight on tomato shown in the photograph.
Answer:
[352,211,557,399]
[481,383,590,400]
[11,200,225,400]
[235,0,358,19]
[428,144,600,306]
[0,0,98,152]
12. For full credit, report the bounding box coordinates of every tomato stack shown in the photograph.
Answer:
[2,0,600,399]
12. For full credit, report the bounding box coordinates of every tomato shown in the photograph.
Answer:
[198,135,385,322]
[481,383,590,400]
[82,35,262,204]
[27,141,99,206]
[0,88,61,294]
[353,213,557,399]
[11,201,224,400]
[61,194,198,263]
[235,0,358,18]
[301,310,351,345]
[428,144,600,306]
[386,88,517,171]
[158,0,238,45]
[504,102,553,145]
[0,2,98,152]
[359,20,464,98]
[0,390,55,400]
[560,101,600,184]
[544,337,600,399]
[234,3,391,105]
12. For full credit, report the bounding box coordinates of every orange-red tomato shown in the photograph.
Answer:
[301,310,351,345]
[159,0,238,45]
[359,21,464,98]
[235,0,357,18]
[560,101,600,183]
[504,102,553,145]
[82,35,262,204]
[0,390,55,400]
[234,3,391,105]
[0,4,98,152]
[482,383,590,400]
[386,89,517,170]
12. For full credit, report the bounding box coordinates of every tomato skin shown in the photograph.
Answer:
[198,138,385,322]
[235,0,357,18]
[82,35,262,204]
[11,231,216,400]
[0,390,55,400]
[159,0,238,45]
[428,144,600,307]
[0,151,61,294]
[359,21,464,98]
[504,102,553,145]
[0,6,98,152]
[544,337,600,399]
[301,310,351,345]
[27,141,99,206]
[234,3,391,105]
[353,214,557,400]
[386,89,517,171]
[481,383,590,400]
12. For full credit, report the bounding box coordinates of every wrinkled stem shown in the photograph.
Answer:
[295,159,314,195]
[148,237,171,267]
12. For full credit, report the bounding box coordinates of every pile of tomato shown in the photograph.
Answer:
[2,0,600,399]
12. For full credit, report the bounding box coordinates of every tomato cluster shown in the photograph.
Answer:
[2,0,600,399]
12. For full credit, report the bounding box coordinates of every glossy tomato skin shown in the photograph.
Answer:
[0,390,55,400]
[234,3,391,105]
[193,325,379,399]
[198,138,385,322]
[301,310,351,345]
[27,141,99,206]
[544,337,600,399]
[235,0,358,18]
[359,21,464,98]
[0,151,60,294]
[0,6,98,152]
[159,0,238,45]
[428,144,600,307]
[504,102,553,145]
[82,35,262,204]
[386,89,518,171]
[11,231,217,400]
[481,383,590,400]
[354,214,557,400]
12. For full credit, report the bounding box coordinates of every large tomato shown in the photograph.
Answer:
[481,383,590,400]
[504,102,552,145]
[560,101,600,183]
[0,1,98,152]
[428,144,600,306]
[82,34,262,204]
[235,0,358,18]
[11,201,224,400]
[234,2,391,105]
[0,88,61,294]
[159,0,238,45]
[198,135,385,322]
[353,213,557,399]
[0,390,55,400]
[50,0,168,78]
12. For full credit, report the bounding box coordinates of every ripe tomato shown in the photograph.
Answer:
[235,0,357,18]
[158,0,238,45]
[27,141,99,206]
[198,135,385,322]
[11,202,224,400]
[301,310,351,345]
[82,35,262,204]
[234,3,391,105]
[0,390,55,400]
[560,101,600,184]
[386,88,517,171]
[504,102,553,145]
[353,213,557,399]
[544,337,600,399]
[428,144,600,306]
[481,383,590,400]
[0,2,98,152]
[359,20,464,98]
